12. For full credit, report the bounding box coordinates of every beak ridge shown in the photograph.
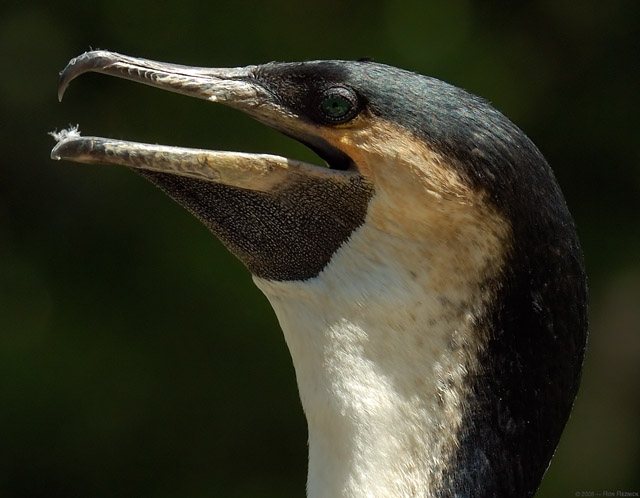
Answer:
[57,50,259,107]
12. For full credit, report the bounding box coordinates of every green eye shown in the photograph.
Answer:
[321,96,351,118]
[318,87,359,124]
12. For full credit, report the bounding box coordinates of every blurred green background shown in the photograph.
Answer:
[1,0,639,496]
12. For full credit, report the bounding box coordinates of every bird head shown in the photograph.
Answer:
[52,52,517,282]
[52,51,587,498]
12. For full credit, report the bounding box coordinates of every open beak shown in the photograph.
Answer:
[51,50,357,192]
[50,50,373,281]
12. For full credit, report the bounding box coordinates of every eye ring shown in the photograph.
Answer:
[317,86,360,124]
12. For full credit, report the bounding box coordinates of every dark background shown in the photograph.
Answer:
[1,0,639,497]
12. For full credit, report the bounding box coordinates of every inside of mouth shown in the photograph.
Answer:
[281,131,355,171]
[301,138,355,171]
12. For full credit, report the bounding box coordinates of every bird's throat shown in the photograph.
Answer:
[257,274,480,497]
[254,200,508,498]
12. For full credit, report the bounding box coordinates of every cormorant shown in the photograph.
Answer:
[51,50,588,498]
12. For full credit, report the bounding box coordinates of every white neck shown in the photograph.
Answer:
[255,210,503,497]
[257,287,470,497]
